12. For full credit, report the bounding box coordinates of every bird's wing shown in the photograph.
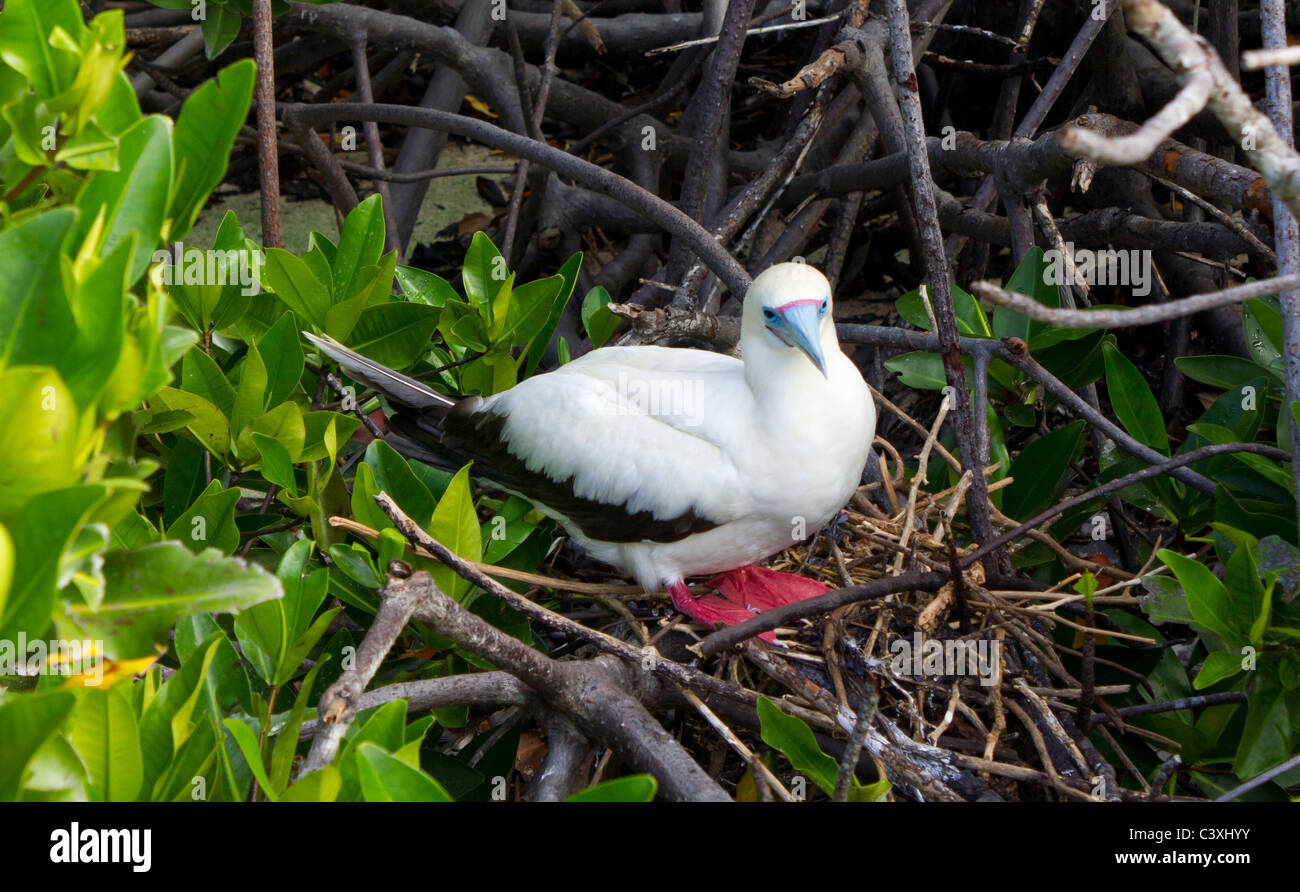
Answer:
[414,346,760,544]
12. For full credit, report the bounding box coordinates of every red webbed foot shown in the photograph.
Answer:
[666,566,829,643]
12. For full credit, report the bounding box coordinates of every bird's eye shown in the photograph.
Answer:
[818,298,829,316]
[763,307,780,324]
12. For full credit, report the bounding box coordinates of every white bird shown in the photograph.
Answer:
[306,262,876,639]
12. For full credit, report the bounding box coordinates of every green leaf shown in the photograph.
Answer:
[1233,685,1292,779]
[0,367,82,520]
[883,350,967,391]
[504,275,565,348]
[524,252,582,375]
[181,347,237,421]
[462,231,507,323]
[366,440,436,529]
[0,523,12,624]
[333,194,387,304]
[240,401,306,462]
[221,717,278,802]
[580,285,620,347]
[234,598,287,686]
[896,283,992,337]
[565,775,658,802]
[231,340,269,439]
[324,250,396,341]
[200,3,243,59]
[430,464,480,599]
[1103,340,1168,454]
[397,266,459,307]
[263,248,330,332]
[258,312,305,407]
[165,480,240,554]
[55,119,119,170]
[136,632,223,795]
[60,237,130,413]
[1243,298,1283,366]
[1193,651,1246,690]
[169,59,255,241]
[253,433,298,497]
[149,386,231,459]
[73,114,174,284]
[354,742,453,802]
[1176,355,1283,390]
[0,691,76,801]
[0,0,82,96]
[1157,549,1250,648]
[67,686,142,806]
[756,696,838,796]
[0,485,104,645]
[60,543,282,660]
[328,543,381,589]
[347,302,440,369]
[280,765,342,802]
[0,209,76,368]
[269,655,329,793]
[1003,420,1086,519]
[997,247,1078,347]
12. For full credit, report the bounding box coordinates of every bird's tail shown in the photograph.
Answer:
[302,331,456,411]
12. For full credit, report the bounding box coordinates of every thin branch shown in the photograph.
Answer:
[961,443,1291,570]
[972,272,1300,328]
[280,101,752,295]
[252,0,282,247]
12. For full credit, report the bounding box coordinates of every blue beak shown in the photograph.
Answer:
[773,302,827,377]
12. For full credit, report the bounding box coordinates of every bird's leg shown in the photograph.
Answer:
[707,565,830,612]
[666,580,780,643]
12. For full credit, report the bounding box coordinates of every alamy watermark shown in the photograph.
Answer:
[0,634,104,686]
[889,632,1000,687]
[608,370,705,427]
[150,242,263,296]
[1043,242,1152,297]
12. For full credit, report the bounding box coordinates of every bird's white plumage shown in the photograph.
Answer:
[472,262,877,592]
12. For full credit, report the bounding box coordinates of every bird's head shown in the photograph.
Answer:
[742,261,835,377]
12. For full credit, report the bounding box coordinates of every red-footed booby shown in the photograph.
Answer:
[306,262,876,641]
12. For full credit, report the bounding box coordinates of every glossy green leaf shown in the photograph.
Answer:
[397,265,459,307]
[169,59,255,241]
[333,194,387,304]
[1003,419,1086,520]
[565,775,658,802]
[355,742,453,802]
[580,285,620,347]
[165,480,240,554]
[67,687,143,802]
[72,114,173,284]
[258,312,305,407]
[0,691,76,801]
[347,302,440,369]
[1103,341,1168,454]
[62,543,282,660]
[1157,549,1250,648]
[263,248,330,332]
[756,696,838,796]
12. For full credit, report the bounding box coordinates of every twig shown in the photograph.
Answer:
[832,685,878,801]
[280,101,752,295]
[961,443,1291,570]
[884,0,997,564]
[648,12,845,56]
[972,271,1300,328]
[1214,750,1300,802]
[252,0,282,248]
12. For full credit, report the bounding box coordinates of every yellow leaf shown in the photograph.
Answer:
[61,646,162,689]
[463,95,499,119]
